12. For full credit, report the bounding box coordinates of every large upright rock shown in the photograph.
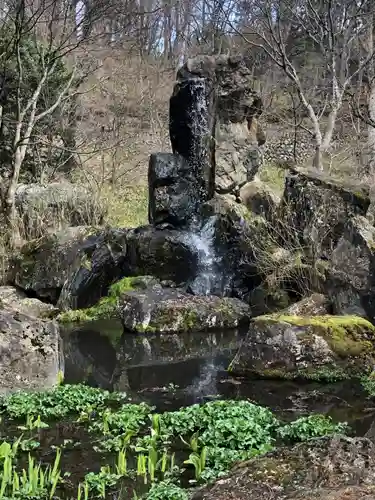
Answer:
[327,215,375,321]
[148,153,202,226]
[171,55,264,196]
[149,55,265,228]
[170,58,217,203]
[280,167,370,259]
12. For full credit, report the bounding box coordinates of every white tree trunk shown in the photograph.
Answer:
[368,79,375,176]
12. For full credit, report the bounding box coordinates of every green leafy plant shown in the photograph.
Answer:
[278,414,350,443]
[84,466,120,499]
[0,384,127,420]
[145,481,188,500]
[183,446,207,482]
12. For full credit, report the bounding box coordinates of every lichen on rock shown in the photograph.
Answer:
[229,314,375,381]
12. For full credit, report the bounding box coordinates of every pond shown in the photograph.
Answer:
[0,320,373,499]
[62,319,374,432]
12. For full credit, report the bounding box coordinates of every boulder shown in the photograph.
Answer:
[0,309,62,394]
[239,179,280,220]
[14,226,97,304]
[328,215,375,321]
[57,227,130,310]
[13,225,197,310]
[201,194,294,302]
[119,287,251,333]
[148,153,201,226]
[191,436,375,500]
[15,183,106,239]
[13,226,129,309]
[229,314,375,381]
[282,293,331,316]
[0,286,58,319]
[280,167,370,259]
[125,226,198,285]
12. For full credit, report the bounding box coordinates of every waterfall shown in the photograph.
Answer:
[183,216,229,297]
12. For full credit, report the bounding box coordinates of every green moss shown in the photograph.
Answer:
[146,308,200,333]
[57,276,138,324]
[253,366,350,382]
[255,314,375,358]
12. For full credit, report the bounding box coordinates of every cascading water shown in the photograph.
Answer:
[182,216,231,297]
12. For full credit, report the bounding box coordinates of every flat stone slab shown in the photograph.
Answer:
[119,287,251,333]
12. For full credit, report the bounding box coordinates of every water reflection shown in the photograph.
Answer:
[62,320,375,435]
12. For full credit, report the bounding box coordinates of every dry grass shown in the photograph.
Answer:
[258,162,287,195]
[100,184,148,228]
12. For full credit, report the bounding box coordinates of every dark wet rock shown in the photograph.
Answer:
[239,179,280,219]
[191,436,375,500]
[14,226,97,304]
[0,309,62,394]
[327,215,375,321]
[229,314,375,381]
[201,194,290,301]
[170,60,216,204]
[14,226,130,309]
[15,182,105,239]
[283,293,331,316]
[170,54,265,199]
[327,274,368,318]
[126,226,198,285]
[148,152,202,226]
[0,286,58,319]
[119,287,251,333]
[280,167,370,259]
[14,225,197,310]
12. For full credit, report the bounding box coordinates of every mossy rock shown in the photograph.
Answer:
[119,288,251,334]
[13,227,98,303]
[191,436,375,500]
[58,276,159,324]
[229,314,375,381]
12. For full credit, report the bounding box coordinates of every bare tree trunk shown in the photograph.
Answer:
[368,79,375,175]
[367,12,375,177]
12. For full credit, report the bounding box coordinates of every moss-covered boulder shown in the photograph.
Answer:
[229,314,375,381]
[58,276,160,323]
[119,288,251,333]
[13,226,129,308]
[191,436,375,500]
